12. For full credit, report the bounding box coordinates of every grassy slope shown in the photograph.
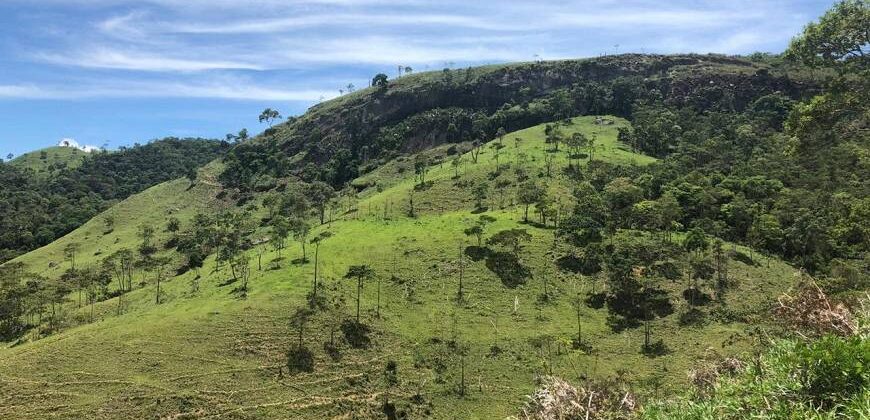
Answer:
[0,117,798,419]
[10,146,88,174]
[9,161,228,281]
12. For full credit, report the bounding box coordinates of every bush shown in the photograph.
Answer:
[286,346,315,373]
[341,320,372,348]
[794,335,870,409]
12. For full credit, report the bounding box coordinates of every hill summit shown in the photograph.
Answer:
[57,138,98,152]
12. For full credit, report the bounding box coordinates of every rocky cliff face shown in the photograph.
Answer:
[281,55,802,162]
[222,54,809,188]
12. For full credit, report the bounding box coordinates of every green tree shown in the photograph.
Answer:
[278,187,311,219]
[604,177,642,227]
[344,265,375,323]
[451,156,463,178]
[545,124,563,151]
[307,181,336,224]
[63,242,81,270]
[463,214,496,247]
[566,132,588,166]
[185,167,197,185]
[310,231,332,301]
[587,134,597,161]
[145,255,172,304]
[495,126,506,146]
[137,225,156,257]
[290,218,310,262]
[270,216,290,259]
[258,108,282,128]
[470,140,482,163]
[487,229,532,257]
[785,0,869,68]
[414,154,430,187]
[517,181,544,222]
[683,228,710,257]
[559,183,608,246]
[372,73,389,88]
[472,182,489,210]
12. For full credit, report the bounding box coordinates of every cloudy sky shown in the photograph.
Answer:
[0,0,833,157]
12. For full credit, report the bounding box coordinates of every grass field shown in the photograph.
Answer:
[0,117,800,419]
[9,146,89,174]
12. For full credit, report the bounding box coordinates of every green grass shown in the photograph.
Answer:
[10,161,229,281]
[0,117,800,419]
[354,115,653,217]
[9,146,89,174]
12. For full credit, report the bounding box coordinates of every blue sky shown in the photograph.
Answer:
[0,0,833,157]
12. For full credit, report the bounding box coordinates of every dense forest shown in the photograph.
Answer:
[0,139,228,262]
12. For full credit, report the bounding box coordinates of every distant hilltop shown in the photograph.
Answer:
[58,138,99,152]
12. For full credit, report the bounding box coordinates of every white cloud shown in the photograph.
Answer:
[169,13,507,34]
[36,48,264,72]
[58,138,99,152]
[547,9,762,29]
[0,85,51,99]
[0,80,335,101]
[96,4,770,37]
[3,0,814,103]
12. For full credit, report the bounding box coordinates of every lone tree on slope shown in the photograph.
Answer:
[345,265,375,323]
[372,73,389,88]
[259,108,282,128]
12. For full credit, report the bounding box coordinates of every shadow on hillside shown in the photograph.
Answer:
[519,220,556,230]
[585,292,606,309]
[413,181,434,191]
[341,320,371,349]
[464,245,490,262]
[682,288,712,306]
[484,251,529,288]
[286,346,315,374]
[217,277,238,287]
[732,251,758,266]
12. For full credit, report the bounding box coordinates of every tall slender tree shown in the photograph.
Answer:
[344,265,375,323]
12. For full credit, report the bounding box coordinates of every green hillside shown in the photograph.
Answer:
[1,2,868,416]
[0,117,802,418]
[10,146,88,174]
[0,139,229,263]
[0,0,870,420]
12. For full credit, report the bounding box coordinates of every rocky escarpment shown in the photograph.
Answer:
[221,54,810,189]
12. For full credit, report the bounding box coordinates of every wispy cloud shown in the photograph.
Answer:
[95,4,772,36]
[170,13,507,34]
[547,9,763,29]
[0,80,334,101]
[35,48,265,72]
[0,84,55,99]
[2,0,818,99]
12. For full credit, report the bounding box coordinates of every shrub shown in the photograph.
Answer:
[286,346,314,373]
[793,335,870,409]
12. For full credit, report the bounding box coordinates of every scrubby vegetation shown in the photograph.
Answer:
[519,282,869,420]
